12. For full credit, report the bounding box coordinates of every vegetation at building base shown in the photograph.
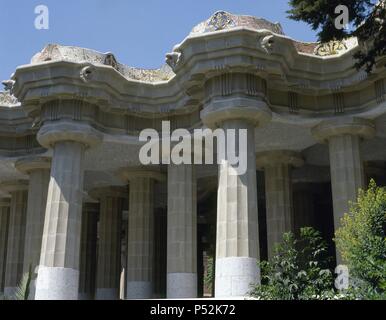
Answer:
[287,0,386,72]
[250,228,336,300]
[251,180,386,300]
[0,265,32,301]
[204,255,214,295]
[335,180,386,300]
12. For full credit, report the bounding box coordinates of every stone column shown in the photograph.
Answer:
[35,121,102,300]
[212,120,261,297]
[256,151,303,259]
[167,164,197,298]
[15,157,51,299]
[313,117,375,263]
[78,203,98,300]
[91,187,126,300]
[121,169,164,299]
[0,199,10,296]
[293,183,316,233]
[200,73,272,297]
[0,181,28,297]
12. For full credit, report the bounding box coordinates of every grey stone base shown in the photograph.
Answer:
[126,281,152,299]
[4,287,17,298]
[35,266,79,300]
[95,288,119,300]
[215,257,259,298]
[167,273,197,298]
[78,292,94,300]
[28,279,36,300]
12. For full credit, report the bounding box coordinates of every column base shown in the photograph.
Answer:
[167,273,197,299]
[215,257,259,298]
[28,279,36,300]
[95,288,119,300]
[126,281,152,299]
[78,293,94,300]
[4,287,17,298]
[35,266,79,300]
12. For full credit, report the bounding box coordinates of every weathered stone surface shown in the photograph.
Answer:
[35,142,86,300]
[0,181,28,296]
[313,117,375,263]
[0,200,10,296]
[125,174,157,299]
[78,203,98,300]
[15,157,51,299]
[167,164,197,298]
[0,11,384,301]
[92,188,125,300]
[214,120,260,298]
[256,151,303,258]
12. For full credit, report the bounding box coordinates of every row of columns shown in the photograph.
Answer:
[0,115,376,299]
[0,161,199,299]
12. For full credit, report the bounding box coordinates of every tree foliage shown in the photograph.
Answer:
[251,228,335,300]
[335,180,386,298]
[288,0,386,72]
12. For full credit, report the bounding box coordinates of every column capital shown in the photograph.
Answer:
[89,186,128,200]
[312,117,375,143]
[119,167,166,182]
[256,150,304,169]
[15,156,51,175]
[37,120,103,149]
[0,180,29,193]
[201,98,272,129]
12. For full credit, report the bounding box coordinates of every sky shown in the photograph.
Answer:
[0,0,318,82]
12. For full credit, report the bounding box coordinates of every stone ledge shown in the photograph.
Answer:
[0,180,29,193]
[37,120,103,149]
[256,150,304,169]
[15,156,51,174]
[89,186,128,200]
[201,97,272,128]
[312,117,376,143]
[118,166,166,183]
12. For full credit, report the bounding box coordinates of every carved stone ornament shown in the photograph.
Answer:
[2,80,15,93]
[104,52,119,70]
[205,11,235,32]
[80,65,95,82]
[260,35,275,54]
[0,91,18,106]
[314,40,348,56]
[165,52,182,70]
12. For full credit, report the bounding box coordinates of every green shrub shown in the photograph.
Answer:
[251,227,335,300]
[335,180,386,298]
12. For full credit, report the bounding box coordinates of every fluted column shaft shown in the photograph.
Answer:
[126,177,154,299]
[312,118,375,264]
[0,200,10,296]
[15,158,51,300]
[35,141,86,300]
[78,203,98,300]
[95,191,123,300]
[167,164,197,298]
[264,164,293,258]
[215,120,260,298]
[3,183,28,297]
[256,151,303,259]
[329,135,364,229]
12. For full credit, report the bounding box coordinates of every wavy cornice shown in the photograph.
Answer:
[0,11,384,139]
